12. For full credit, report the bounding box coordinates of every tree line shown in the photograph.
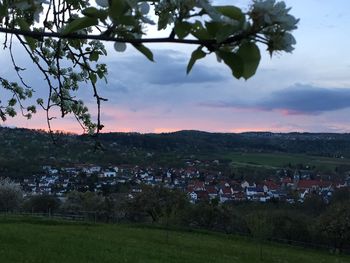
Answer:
[1,178,349,254]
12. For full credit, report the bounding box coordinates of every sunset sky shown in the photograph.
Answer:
[1,0,350,134]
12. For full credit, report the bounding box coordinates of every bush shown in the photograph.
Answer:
[23,195,61,214]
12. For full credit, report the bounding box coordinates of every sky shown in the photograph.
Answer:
[1,0,350,134]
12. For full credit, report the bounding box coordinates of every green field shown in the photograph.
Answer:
[227,152,350,171]
[0,217,348,263]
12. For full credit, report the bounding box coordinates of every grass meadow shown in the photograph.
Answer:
[227,152,350,171]
[0,216,348,263]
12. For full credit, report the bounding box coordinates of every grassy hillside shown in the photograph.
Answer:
[228,152,350,171]
[0,217,348,263]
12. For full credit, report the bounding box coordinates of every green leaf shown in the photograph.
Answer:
[205,22,221,37]
[191,21,211,40]
[218,42,261,80]
[215,6,245,22]
[109,0,128,21]
[118,15,137,26]
[157,13,171,30]
[90,73,97,84]
[82,7,108,20]
[236,42,261,80]
[8,98,17,107]
[62,17,98,35]
[187,47,206,74]
[217,50,243,79]
[215,24,237,43]
[0,3,8,18]
[132,44,154,62]
[17,18,36,51]
[205,22,236,43]
[89,51,99,62]
[174,22,192,39]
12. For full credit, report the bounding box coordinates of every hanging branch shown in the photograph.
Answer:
[0,0,299,135]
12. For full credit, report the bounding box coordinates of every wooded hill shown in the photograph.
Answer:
[1,127,350,178]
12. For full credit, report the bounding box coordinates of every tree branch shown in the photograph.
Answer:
[0,27,246,46]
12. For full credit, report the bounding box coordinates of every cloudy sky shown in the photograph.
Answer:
[2,0,350,133]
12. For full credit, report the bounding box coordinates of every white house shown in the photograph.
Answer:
[103,171,117,178]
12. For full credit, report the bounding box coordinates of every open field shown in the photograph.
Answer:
[0,216,348,263]
[227,152,350,171]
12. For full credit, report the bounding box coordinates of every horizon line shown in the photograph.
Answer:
[1,125,349,135]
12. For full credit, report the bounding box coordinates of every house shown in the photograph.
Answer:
[246,186,265,200]
[335,181,347,189]
[102,171,117,178]
[297,180,321,191]
[219,186,233,203]
[263,180,280,192]
[281,177,293,187]
[188,191,197,203]
[62,167,79,175]
[154,176,163,183]
[206,185,218,200]
[190,181,205,191]
[268,190,287,199]
[246,187,257,197]
[232,191,246,201]
[116,176,129,183]
[219,186,233,195]
[219,193,233,203]
[131,187,142,193]
[294,170,315,180]
[241,180,256,189]
[204,175,216,185]
[48,168,59,175]
[139,172,149,179]
[230,182,243,194]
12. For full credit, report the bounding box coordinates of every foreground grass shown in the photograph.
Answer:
[0,216,348,263]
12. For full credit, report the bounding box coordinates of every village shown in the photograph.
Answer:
[17,160,350,205]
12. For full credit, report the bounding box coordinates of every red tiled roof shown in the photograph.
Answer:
[193,181,205,189]
[264,180,280,190]
[297,180,321,189]
[281,177,292,184]
[220,187,232,195]
[206,186,218,194]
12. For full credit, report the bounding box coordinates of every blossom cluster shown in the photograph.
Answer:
[250,0,299,53]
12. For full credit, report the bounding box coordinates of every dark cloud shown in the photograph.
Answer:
[201,84,350,115]
[148,53,225,84]
[110,50,226,85]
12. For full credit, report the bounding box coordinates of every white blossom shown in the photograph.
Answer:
[268,32,296,53]
[251,0,299,30]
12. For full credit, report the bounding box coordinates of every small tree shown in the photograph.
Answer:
[318,202,350,253]
[246,212,273,260]
[126,185,187,223]
[23,194,61,214]
[0,178,23,212]
[61,191,104,212]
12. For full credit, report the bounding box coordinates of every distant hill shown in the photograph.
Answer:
[1,126,350,178]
